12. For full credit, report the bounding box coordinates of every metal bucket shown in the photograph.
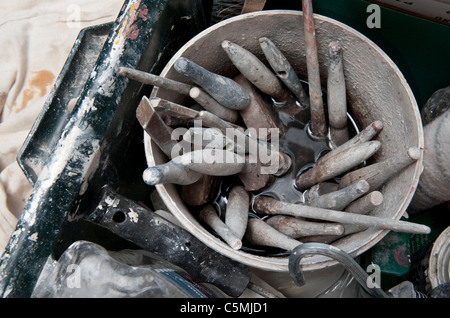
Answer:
[144,10,423,272]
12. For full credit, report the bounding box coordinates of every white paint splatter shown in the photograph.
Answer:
[23,125,100,227]
[94,27,126,98]
[104,195,120,210]
[28,232,38,242]
[128,208,139,223]
[105,196,115,206]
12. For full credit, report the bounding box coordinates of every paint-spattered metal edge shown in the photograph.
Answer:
[17,23,113,186]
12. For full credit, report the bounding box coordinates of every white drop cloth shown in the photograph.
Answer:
[0,0,125,255]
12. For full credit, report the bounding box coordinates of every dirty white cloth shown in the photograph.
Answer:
[0,0,125,255]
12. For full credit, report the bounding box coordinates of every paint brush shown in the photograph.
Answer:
[116,66,192,95]
[253,196,430,234]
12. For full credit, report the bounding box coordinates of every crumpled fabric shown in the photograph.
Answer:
[0,0,124,255]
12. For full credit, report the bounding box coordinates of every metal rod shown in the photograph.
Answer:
[339,120,383,150]
[299,224,364,244]
[302,0,327,137]
[253,196,431,234]
[247,275,286,298]
[197,109,246,137]
[150,98,242,129]
[150,96,199,120]
[116,66,192,95]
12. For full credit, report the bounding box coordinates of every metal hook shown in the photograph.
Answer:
[288,243,390,298]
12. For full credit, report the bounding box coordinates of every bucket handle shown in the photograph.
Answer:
[288,243,390,298]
